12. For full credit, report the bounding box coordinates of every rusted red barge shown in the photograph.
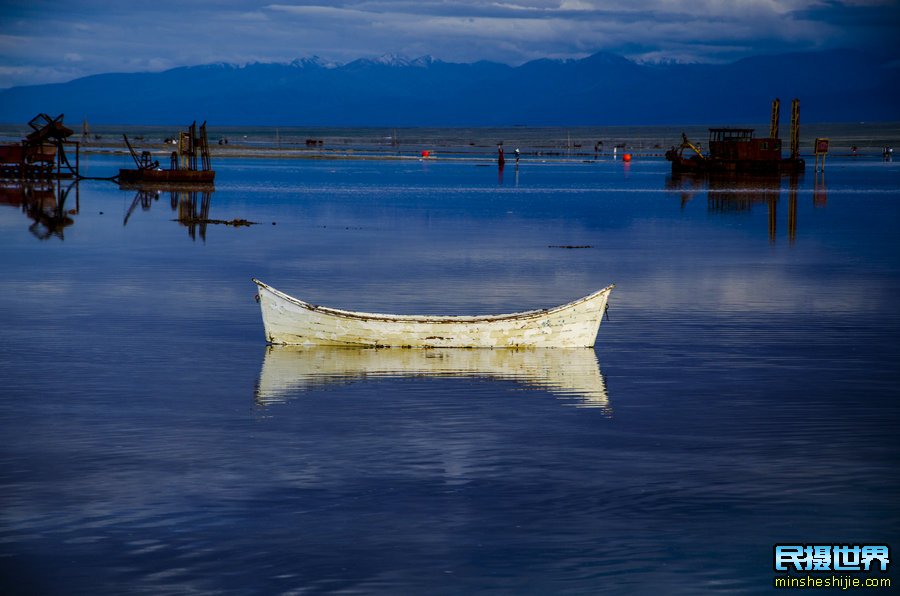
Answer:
[118,121,215,184]
[117,168,215,183]
[666,98,805,176]
[0,114,80,180]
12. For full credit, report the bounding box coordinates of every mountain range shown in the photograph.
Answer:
[0,50,897,126]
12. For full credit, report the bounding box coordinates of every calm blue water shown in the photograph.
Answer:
[2,151,899,594]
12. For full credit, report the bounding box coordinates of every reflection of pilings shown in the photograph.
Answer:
[788,186,797,244]
[787,174,799,244]
[706,177,780,215]
[177,190,212,241]
[814,171,827,207]
[674,174,808,243]
[120,183,215,238]
[703,176,781,242]
[768,196,776,243]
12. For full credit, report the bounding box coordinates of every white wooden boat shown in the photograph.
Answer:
[256,346,610,410]
[252,279,614,348]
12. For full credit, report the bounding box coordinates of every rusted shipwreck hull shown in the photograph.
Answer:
[253,279,614,348]
[1,114,77,180]
[118,121,214,184]
[667,99,806,176]
[667,153,805,176]
[666,128,805,176]
[117,169,215,183]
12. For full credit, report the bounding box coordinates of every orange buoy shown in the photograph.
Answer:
[622,153,632,162]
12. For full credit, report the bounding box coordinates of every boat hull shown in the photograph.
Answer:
[668,155,805,176]
[253,279,614,348]
[118,169,215,183]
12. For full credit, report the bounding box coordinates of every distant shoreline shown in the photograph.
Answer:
[2,122,899,159]
[72,146,676,162]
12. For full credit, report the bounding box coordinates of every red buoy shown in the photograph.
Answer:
[623,153,632,162]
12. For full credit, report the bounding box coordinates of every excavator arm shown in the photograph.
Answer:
[679,133,705,159]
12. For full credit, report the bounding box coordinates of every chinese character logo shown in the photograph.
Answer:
[774,544,890,572]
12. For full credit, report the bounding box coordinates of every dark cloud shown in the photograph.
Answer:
[790,0,900,53]
[1,0,897,88]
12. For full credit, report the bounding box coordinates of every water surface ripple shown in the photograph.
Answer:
[1,152,898,594]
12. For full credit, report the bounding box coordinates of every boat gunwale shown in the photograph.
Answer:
[252,279,614,324]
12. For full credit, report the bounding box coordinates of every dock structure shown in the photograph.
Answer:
[0,114,80,180]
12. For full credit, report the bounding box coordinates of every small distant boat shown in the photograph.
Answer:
[253,279,614,348]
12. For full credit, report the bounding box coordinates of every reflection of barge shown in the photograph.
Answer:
[118,121,215,183]
[0,180,78,240]
[119,182,215,242]
[666,98,805,175]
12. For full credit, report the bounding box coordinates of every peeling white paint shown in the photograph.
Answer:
[253,279,614,348]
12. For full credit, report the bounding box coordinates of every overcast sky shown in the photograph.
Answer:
[1,0,898,88]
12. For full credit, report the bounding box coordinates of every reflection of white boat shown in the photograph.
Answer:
[253,279,615,348]
[256,346,610,410]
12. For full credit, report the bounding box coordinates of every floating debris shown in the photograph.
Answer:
[176,217,256,227]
